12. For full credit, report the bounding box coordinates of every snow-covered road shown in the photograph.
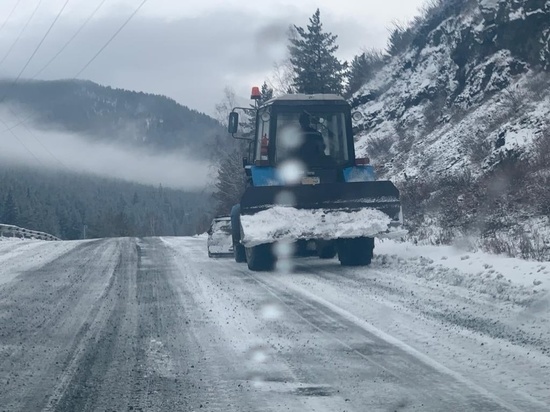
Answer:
[0,236,548,411]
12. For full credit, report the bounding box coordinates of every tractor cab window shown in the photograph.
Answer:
[274,110,350,167]
[255,108,270,163]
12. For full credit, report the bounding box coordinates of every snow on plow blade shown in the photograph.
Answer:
[240,181,404,247]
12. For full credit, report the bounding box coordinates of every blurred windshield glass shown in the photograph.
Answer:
[275,110,350,166]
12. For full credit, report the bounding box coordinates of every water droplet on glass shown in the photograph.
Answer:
[251,348,268,363]
[274,190,296,207]
[278,125,303,149]
[251,374,265,388]
[276,259,293,274]
[260,300,282,320]
[274,240,294,258]
[277,160,304,184]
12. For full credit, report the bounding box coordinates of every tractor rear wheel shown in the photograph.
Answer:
[231,204,246,263]
[245,244,275,271]
[316,240,337,259]
[337,237,374,266]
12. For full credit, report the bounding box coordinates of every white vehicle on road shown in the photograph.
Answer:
[207,216,233,257]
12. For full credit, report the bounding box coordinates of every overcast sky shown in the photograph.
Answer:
[0,0,427,116]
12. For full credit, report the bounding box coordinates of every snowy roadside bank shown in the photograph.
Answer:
[369,239,549,353]
[375,239,549,300]
[0,236,39,242]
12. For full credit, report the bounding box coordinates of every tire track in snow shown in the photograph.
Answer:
[292,258,550,407]
[243,270,532,412]
[43,239,136,411]
[0,239,122,411]
[303,260,550,354]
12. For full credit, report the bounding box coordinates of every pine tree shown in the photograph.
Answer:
[242,81,274,139]
[22,188,38,230]
[260,81,274,103]
[2,191,19,225]
[346,50,385,96]
[289,9,348,95]
[213,148,248,215]
[0,167,211,239]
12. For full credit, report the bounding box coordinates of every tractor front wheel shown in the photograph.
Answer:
[245,244,275,271]
[233,242,246,263]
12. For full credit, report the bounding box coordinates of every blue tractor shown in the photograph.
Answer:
[228,88,403,271]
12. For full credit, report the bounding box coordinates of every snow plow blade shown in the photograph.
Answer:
[240,181,401,219]
[238,181,403,247]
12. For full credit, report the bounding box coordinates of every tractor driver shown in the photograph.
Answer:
[297,112,333,167]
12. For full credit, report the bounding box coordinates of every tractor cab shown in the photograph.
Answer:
[251,94,354,170]
[229,93,370,186]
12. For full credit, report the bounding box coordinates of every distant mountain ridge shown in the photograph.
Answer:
[0,79,225,156]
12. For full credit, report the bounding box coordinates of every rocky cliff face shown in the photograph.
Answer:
[353,0,550,258]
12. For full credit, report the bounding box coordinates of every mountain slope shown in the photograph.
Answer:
[0,79,225,156]
[352,0,550,258]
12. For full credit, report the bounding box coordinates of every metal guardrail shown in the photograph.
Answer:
[0,224,60,241]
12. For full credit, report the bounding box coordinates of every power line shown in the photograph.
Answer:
[0,0,71,168]
[1,0,147,131]
[0,116,45,167]
[0,0,46,167]
[8,0,71,88]
[0,0,148,166]
[25,128,68,169]
[0,0,23,37]
[0,111,32,133]
[0,0,109,134]
[32,0,109,79]
[75,0,149,78]
[0,0,43,68]
[5,105,69,170]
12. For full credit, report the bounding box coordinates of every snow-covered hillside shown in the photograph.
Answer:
[0,79,224,156]
[352,0,550,258]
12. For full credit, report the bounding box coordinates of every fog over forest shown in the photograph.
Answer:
[0,107,213,190]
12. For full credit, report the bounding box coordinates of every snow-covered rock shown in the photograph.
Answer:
[352,0,550,259]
